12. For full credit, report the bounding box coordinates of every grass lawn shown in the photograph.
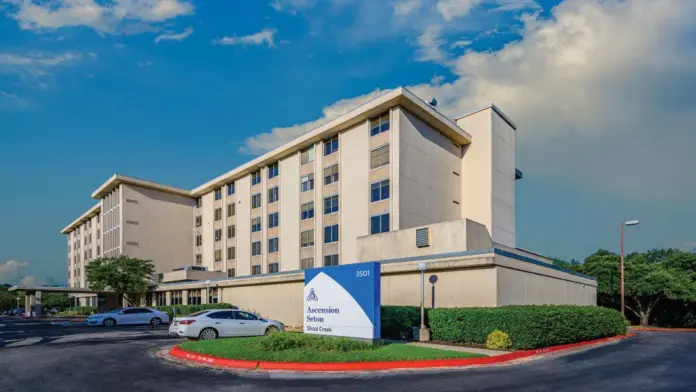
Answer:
[179,336,486,363]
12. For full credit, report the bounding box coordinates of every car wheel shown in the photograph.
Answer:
[150,317,162,326]
[103,318,116,327]
[199,328,218,341]
[265,326,280,335]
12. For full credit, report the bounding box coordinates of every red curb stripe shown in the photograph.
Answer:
[630,327,696,332]
[169,346,259,369]
[171,333,633,372]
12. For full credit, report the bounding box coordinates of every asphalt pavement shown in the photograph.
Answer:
[1,316,695,392]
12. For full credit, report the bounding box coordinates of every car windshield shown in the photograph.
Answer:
[106,308,124,313]
[186,311,210,317]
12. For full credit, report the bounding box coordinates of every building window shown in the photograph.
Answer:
[156,292,166,306]
[301,173,314,193]
[195,254,202,265]
[97,229,100,239]
[172,290,182,305]
[208,288,218,304]
[301,230,314,248]
[227,182,235,195]
[324,224,339,243]
[252,241,262,256]
[268,262,279,273]
[96,246,100,256]
[214,188,222,201]
[196,235,202,246]
[370,111,390,136]
[370,144,390,169]
[196,198,202,208]
[227,203,235,217]
[251,193,261,209]
[268,162,279,179]
[324,164,339,185]
[214,249,222,262]
[268,187,279,203]
[227,225,235,238]
[301,257,314,270]
[214,208,222,221]
[227,246,235,260]
[324,195,339,215]
[251,171,261,186]
[371,179,390,202]
[371,213,390,234]
[301,202,314,220]
[268,212,279,228]
[195,216,202,227]
[324,135,339,156]
[188,289,201,305]
[227,268,236,278]
[268,237,279,253]
[251,217,261,233]
[214,229,222,242]
[324,254,339,267]
[252,265,262,275]
[301,146,314,165]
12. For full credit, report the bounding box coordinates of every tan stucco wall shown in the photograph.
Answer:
[120,184,195,273]
[496,266,597,306]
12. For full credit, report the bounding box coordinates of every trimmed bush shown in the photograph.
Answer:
[155,303,236,320]
[428,305,627,350]
[56,306,96,316]
[381,306,423,340]
[486,330,512,350]
[261,333,375,352]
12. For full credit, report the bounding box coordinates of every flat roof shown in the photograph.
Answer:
[454,103,517,130]
[91,174,192,199]
[60,203,101,234]
[9,285,109,293]
[191,87,472,196]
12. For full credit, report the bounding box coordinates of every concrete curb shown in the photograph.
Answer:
[630,327,696,332]
[168,333,634,372]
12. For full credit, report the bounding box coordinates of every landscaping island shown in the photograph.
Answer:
[179,333,484,363]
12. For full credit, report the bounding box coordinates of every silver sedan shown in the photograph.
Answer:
[169,309,285,340]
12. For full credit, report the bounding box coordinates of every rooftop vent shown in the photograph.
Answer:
[416,227,430,248]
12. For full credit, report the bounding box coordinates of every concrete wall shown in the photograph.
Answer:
[457,107,516,248]
[280,152,301,271]
[398,107,462,229]
[120,184,195,273]
[341,121,370,264]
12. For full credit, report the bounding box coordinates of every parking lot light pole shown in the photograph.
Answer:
[620,220,639,317]
[417,262,430,341]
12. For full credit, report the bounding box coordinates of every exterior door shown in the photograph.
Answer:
[234,311,265,336]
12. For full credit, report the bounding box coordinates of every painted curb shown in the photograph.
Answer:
[168,333,633,372]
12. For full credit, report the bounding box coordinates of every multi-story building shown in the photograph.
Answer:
[61,87,596,320]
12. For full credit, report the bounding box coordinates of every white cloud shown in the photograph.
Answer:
[214,28,278,48]
[239,88,388,155]
[239,0,696,206]
[3,0,194,34]
[0,260,29,284]
[0,90,30,108]
[270,0,316,13]
[0,51,82,76]
[392,0,422,16]
[415,24,447,63]
[436,0,483,21]
[154,26,194,43]
[491,0,539,12]
[450,39,472,48]
[138,60,154,67]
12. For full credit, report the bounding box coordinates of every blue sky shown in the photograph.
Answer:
[1,0,695,285]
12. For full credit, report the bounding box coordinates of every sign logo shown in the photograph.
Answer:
[306,288,319,301]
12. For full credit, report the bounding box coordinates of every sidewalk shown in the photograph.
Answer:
[407,342,507,356]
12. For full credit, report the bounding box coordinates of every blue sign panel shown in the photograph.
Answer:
[303,262,381,339]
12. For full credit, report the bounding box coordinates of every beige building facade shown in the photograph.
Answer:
[61,87,597,316]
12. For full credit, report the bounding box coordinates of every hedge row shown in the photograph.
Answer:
[155,303,236,320]
[381,306,423,340]
[56,306,97,316]
[428,305,627,349]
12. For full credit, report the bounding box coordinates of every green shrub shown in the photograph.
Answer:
[381,305,423,340]
[486,330,512,350]
[155,303,236,320]
[261,333,375,352]
[56,306,96,316]
[428,305,627,350]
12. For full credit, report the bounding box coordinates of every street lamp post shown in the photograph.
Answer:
[620,220,639,317]
[417,262,430,341]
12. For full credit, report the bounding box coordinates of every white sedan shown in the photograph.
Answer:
[169,309,285,340]
[87,307,170,327]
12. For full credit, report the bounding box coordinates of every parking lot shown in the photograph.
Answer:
[2,317,696,392]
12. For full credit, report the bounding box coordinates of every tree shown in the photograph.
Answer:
[582,249,696,326]
[86,255,156,306]
[41,292,71,310]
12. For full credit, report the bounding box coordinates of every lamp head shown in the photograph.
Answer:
[624,220,640,226]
